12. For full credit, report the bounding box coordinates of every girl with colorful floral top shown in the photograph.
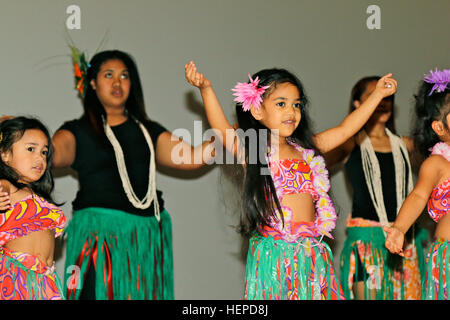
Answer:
[325,76,428,300]
[384,68,450,300]
[185,61,397,300]
[0,117,66,300]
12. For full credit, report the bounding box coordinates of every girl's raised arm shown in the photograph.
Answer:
[185,61,238,156]
[384,155,442,255]
[314,74,397,154]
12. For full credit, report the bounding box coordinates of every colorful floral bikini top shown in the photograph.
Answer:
[262,138,337,241]
[0,194,66,247]
[427,142,450,223]
[270,150,319,204]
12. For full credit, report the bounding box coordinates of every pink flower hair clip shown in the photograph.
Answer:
[424,68,450,96]
[231,74,270,112]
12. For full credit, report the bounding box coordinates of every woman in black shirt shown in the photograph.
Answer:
[52,50,212,300]
[325,76,428,300]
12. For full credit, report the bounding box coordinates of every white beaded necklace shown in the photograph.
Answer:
[103,116,160,222]
[359,128,413,233]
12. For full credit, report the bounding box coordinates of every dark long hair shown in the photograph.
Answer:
[83,50,155,143]
[349,76,396,133]
[0,117,57,204]
[236,68,319,237]
[411,81,450,161]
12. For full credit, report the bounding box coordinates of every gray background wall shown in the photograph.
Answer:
[0,0,449,299]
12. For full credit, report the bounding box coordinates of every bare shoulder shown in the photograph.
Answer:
[421,154,445,169]
[420,155,448,182]
[426,154,449,165]
[53,129,75,142]
[52,129,76,150]
[52,129,76,168]
[401,136,414,152]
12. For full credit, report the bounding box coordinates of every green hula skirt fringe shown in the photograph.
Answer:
[245,234,344,300]
[63,207,173,300]
[340,226,428,300]
[423,238,450,300]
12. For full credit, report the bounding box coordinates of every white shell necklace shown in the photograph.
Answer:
[359,128,413,233]
[103,115,160,222]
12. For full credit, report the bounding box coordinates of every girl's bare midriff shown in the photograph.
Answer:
[281,193,316,222]
[435,214,450,241]
[5,229,55,267]
[433,171,450,241]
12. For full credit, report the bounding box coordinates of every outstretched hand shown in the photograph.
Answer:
[374,73,397,98]
[185,61,211,89]
[0,185,11,212]
[383,225,405,257]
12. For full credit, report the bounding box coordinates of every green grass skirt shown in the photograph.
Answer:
[423,238,450,300]
[245,234,344,300]
[63,207,173,300]
[340,226,427,300]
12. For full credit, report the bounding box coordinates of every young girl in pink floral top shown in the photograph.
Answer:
[185,61,397,300]
[385,68,450,299]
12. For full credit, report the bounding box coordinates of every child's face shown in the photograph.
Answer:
[254,82,302,138]
[1,129,49,183]
[90,59,131,111]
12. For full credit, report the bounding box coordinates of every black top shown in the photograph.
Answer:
[58,115,167,216]
[345,144,409,222]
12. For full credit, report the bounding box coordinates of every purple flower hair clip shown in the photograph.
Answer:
[231,74,270,112]
[423,68,450,96]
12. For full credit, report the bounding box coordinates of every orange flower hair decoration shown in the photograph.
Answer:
[70,45,90,99]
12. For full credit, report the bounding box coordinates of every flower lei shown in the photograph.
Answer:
[430,142,450,161]
[231,74,269,111]
[299,145,337,238]
[424,68,450,96]
[269,139,337,239]
[70,45,90,99]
